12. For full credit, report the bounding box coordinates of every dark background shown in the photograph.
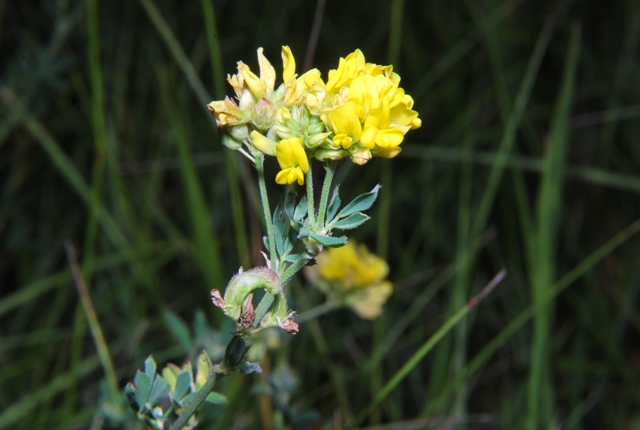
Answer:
[2,0,640,428]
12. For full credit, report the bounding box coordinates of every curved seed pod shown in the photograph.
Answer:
[260,289,299,334]
[222,267,280,321]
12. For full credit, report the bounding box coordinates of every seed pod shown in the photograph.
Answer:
[222,267,280,322]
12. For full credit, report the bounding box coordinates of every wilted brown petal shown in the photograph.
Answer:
[240,294,255,328]
[210,289,225,310]
[279,318,299,335]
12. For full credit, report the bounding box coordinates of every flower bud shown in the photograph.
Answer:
[224,334,252,369]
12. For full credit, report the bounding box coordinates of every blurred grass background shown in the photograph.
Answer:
[2,0,640,429]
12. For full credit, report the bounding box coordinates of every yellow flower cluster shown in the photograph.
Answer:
[305,240,392,319]
[208,47,421,184]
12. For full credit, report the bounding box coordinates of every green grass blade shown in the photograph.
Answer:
[528,24,581,429]
[156,68,224,296]
[201,0,250,267]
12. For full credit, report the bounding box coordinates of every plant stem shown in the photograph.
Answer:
[254,292,275,326]
[168,371,222,430]
[316,161,336,229]
[255,154,278,270]
[305,168,316,227]
[280,254,312,286]
[295,300,341,323]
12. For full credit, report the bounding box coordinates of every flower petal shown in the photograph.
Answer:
[281,46,296,83]
[250,130,277,156]
[257,47,276,93]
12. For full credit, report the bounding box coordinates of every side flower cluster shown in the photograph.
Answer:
[305,240,393,319]
[208,46,421,184]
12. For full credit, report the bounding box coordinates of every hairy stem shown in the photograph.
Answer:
[168,371,222,430]
[254,292,275,326]
[255,154,278,270]
[280,253,312,286]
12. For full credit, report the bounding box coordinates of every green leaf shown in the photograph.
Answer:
[332,212,370,230]
[298,222,310,238]
[272,206,284,257]
[135,371,152,407]
[148,376,171,405]
[281,228,295,256]
[125,382,140,412]
[285,253,301,263]
[192,309,207,341]
[337,184,380,218]
[205,392,229,404]
[284,190,297,221]
[310,233,348,248]
[326,185,341,222]
[174,371,192,401]
[163,310,192,354]
[180,392,196,406]
[144,356,156,380]
[294,195,308,224]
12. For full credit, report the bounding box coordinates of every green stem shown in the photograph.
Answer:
[168,371,222,430]
[280,253,312,286]
[305,168,316,227]
[316,161,336,229]
[255,154,278,269]
[295,300,341,323]
[254,292,275,326]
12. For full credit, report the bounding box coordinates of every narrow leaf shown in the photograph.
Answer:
[337,184,381,219]
[332,212,370,230]
[285,253,301,263]
[294,195,308,223]
[282,229,295,256]
[284,190,297,221]
[135,372,152,407]
[310,234,348,248]
[174,371,192,401]
[144,356,157,379]
[163,310,192,354]
[326,185,342,222]
[125,382,140,412]
[272,204,285,257]
[148,376,171,405]
[205,392,229,404]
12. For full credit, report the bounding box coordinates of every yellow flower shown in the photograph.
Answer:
[299,48,420,164]
[325,49,366,95]
[329,101,362,149]
[275,137,309,186]
[208,46,302,133]
[250,130,277,156]
[307,240,392,319]
[208,46,420,167]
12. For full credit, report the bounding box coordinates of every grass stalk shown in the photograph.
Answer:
[353,270,506,428]
[201,0,250,267]
[527,24,580,429]
[64,242,119,403]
